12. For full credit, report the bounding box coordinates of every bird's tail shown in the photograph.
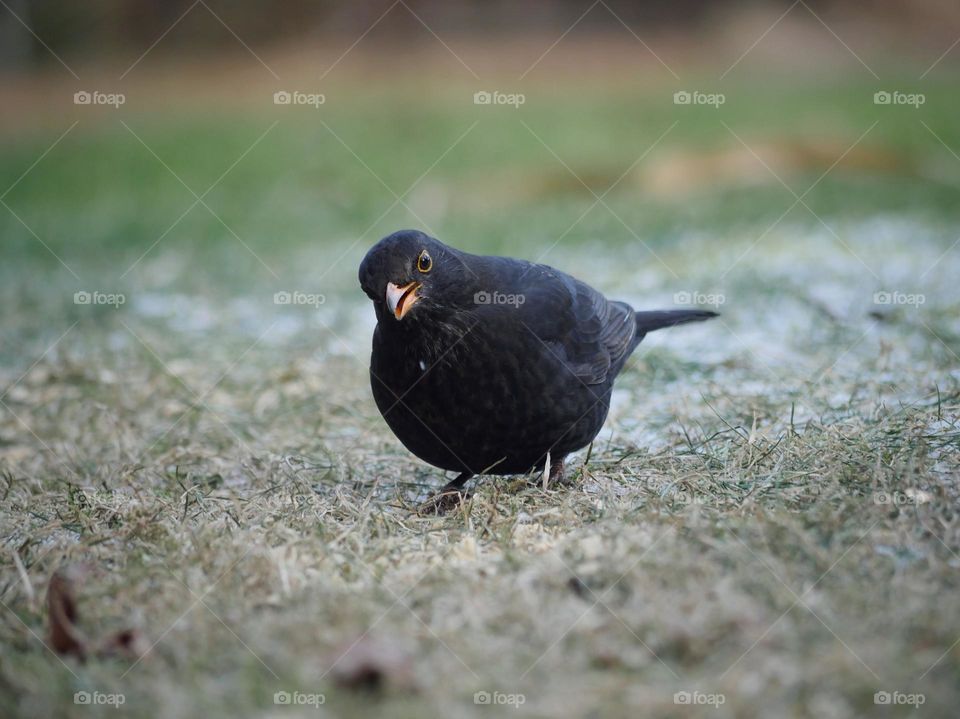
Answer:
[635,309,718,334]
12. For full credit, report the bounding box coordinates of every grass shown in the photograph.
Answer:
[1,50,959,718]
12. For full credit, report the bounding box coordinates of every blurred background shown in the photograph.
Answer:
[2,0,958,457]
[2,0,959,66]
[0,0,956,372]
[1,0,958,441]
[2,1,958,280]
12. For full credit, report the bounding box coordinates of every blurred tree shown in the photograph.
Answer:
[0,0,956,71]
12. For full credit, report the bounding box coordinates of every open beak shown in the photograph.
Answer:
[385,281,421,320]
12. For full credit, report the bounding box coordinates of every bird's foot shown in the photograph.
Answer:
[548,457,565,487]
[418,488,471,515]
[417,472,473,516]
[546,456,569,488]
[529,456,568,489]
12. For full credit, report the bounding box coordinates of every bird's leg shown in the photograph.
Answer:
[418,472,474,515]
[548,455,565,487]
[528,455,568,489]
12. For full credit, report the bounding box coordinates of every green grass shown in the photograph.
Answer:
[1,65,959,718]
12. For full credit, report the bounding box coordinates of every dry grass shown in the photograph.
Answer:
[1,220,959,718]
[2,27,960,713]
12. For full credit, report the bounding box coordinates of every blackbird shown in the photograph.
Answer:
[359,230,717,512]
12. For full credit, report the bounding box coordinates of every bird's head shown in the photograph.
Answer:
[359,230,473,325]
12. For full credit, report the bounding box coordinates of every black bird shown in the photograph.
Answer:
[359,230,717,512]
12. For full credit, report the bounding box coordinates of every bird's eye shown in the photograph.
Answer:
[417,250,432,273]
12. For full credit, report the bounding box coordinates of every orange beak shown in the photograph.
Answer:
[385,281,421,320]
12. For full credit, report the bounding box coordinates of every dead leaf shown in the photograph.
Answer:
[46,563,147,662]
[47,567,87,659]
[329,636,416,692]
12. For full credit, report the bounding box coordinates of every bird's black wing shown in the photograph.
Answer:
[479,259,637,386]
[566,278,638,385]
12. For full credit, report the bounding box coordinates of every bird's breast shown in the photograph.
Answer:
[369,318,612,474]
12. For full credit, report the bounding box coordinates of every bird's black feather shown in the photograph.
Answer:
[359,230,718,479]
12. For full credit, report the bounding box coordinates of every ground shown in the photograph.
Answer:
[1,37,959,718]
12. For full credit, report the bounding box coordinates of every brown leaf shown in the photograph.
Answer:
[46,567,87,659]
[46,563,147,662]
[329,636,416,693]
